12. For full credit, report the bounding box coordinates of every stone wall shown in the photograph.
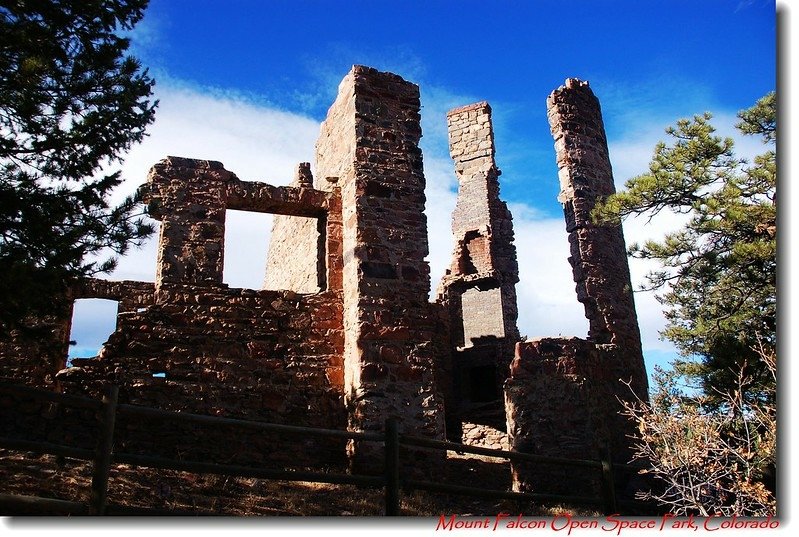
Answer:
[73,279,156,313]
[62,286,344,423]
[505,338,614,496]
[546,79,648,401]
[0,69,652,492]
[264,163,324,293]
[145,158,230,286]
[0,68,451,474]
[47,156,348,468]
[0,385,101,453]
[0,279,155,389]
[59,284,347,468]
[546,78,648,461]
[0,312,71,388]
[462,422,510,451]
[503,79,650,498]
[436,101,520,442]
[316,66,446,470]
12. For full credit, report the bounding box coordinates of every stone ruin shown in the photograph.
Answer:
[0,67,648,494]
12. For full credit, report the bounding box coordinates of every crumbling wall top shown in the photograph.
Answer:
[447,100,491,117]
[447,100,495,163]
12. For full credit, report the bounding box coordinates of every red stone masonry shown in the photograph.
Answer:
[436,101,520,441]
[505,337,616,496]
[316,66,446,471]
[144,158,232,287]
[546,78,648,400]
[504,79,650,499]
[40,156,348,469]
[1,67,446,475]
[0,69,653,494]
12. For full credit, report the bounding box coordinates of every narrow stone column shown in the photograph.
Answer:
[546,79,648,400]
[315,66,445,471]
[436,102,520,437]
[144,157,234,288]
[444,102,519,345]
[505,93,653,488]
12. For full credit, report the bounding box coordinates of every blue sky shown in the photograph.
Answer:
[132,0,775,213]
[68,0,777,385]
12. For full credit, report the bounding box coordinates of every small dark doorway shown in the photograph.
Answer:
[469,365,498,402]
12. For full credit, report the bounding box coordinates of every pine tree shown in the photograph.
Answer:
[0,0,157,334]
[594,92,776,407]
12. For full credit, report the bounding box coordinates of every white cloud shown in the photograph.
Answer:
[422,154,458,293]
[608,109,768,189]
[510,213,589,340]
[73,77,686,376]
[101,82,321,285]
[603,107,771,360]
[623,210,691,352]
[502,203,678,354]
[223,210,274,289]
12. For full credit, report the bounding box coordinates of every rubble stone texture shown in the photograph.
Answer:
[436,102,520,444]
[0,69,649,495]
[315,66,446,469]
[504,79,649,496]
[264,162,324,293]
[51,156,348,467]
[0,312,71,388]
[0,67,447,473]
[547,78,648,403]
[505,337,615,496]
[0,279,154,388]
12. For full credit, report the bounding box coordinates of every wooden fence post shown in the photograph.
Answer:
[384,417,400,516]
[600,444,617,515]
[90,385,119,515]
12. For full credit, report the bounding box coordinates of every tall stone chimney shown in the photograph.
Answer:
[437,101,520,437]
[315,66,446,471]
[547,78,648,400]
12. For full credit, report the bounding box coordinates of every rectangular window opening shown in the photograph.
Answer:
[68,298,119,367]
[224,209,327,292]
[222,209,274,290]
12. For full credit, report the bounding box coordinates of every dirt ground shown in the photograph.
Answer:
[0,448,601,517]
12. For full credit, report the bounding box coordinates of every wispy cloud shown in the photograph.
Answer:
[280,43,432,118]
[607,93,768,187]
[734,0,769,13]
[125,3,170,70]
[100,80,321,287]
[72,75,682,378]
[595,74,717,132]
[422,154,458,290]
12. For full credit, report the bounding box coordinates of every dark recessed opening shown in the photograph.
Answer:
[469,365,498,403]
